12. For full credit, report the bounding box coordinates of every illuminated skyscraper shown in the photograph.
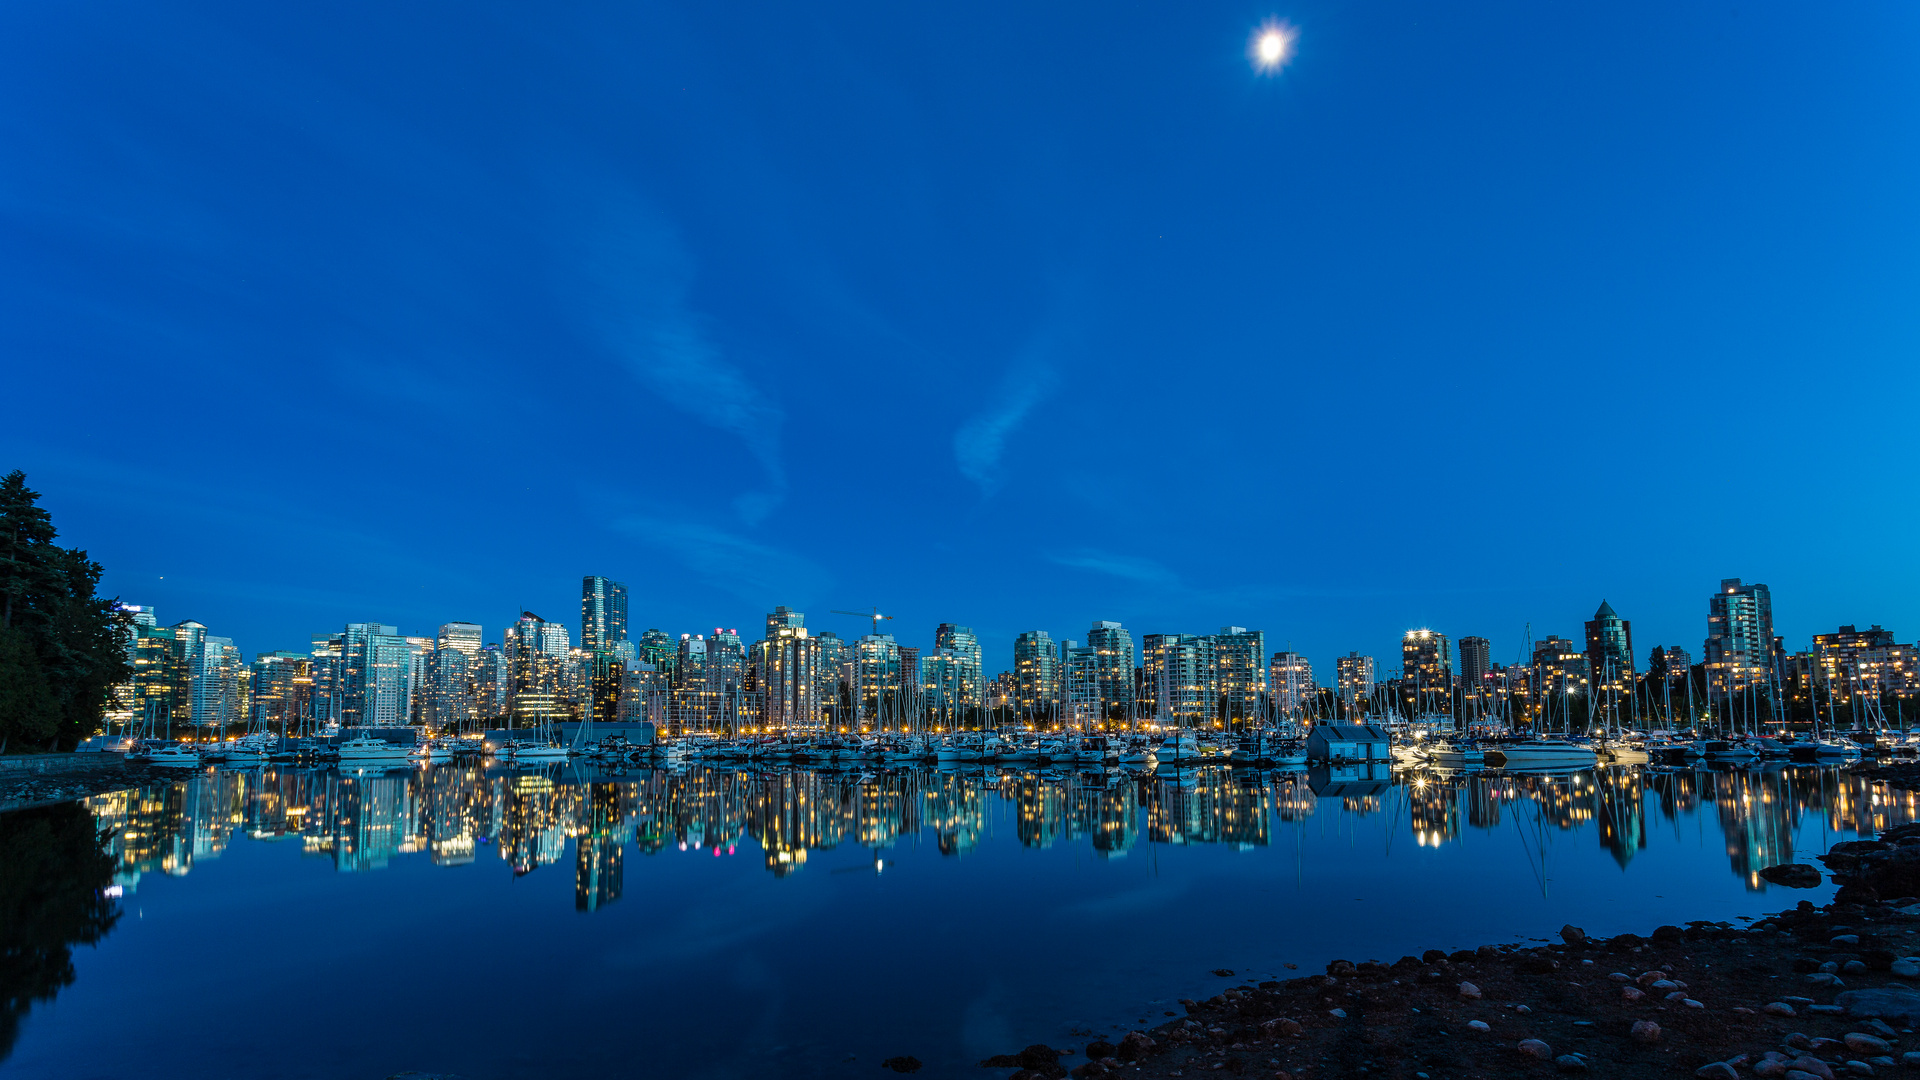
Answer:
[437,622,483,661]
[1269,651,1314,715]
[1584,601,1635,694]
[1401,629,1452,715]
[505,612,566,727]
[1210,626,1266,723]
[580,576,629,653]
[934,624,983,706]
[1013,631,1060,714]
[707,628,749,731]
[341,622,411,728]
[852,634,904,726]
[760,615,823,731]
[1335,652,1375,714]
[1705,578,1775,703]
[1086,621,1135,718]
[1142,633,1214,726]
[249,651,310,728]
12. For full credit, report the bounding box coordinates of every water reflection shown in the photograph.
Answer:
[74,762,1920,903]
[0,803,119,1062]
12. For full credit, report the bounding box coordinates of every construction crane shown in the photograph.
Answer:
[831,607,893,636]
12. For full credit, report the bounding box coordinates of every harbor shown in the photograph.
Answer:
[1,750,1914,1079]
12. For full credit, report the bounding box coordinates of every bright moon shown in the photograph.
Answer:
[1250,21,1295,72]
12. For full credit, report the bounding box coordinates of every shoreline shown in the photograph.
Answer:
[975,827,1920,1080]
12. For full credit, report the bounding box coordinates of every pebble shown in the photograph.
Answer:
[1697,1065,1739,1080]
[1652,979,1679,991]
[1844,961,1870,975]
[1667,991,1690,1002]
[1902,1053,1920,1067]
[1807,974,1842,986]
[1684,999,1706,1009]
[1786,1072,1823,1080]
[1868,1058,1895,1069]
[1514,1005,1532,1014]
[1756,1063,1787,1079]
[1467,1021,1490,1033]
[1846,1034,1892,1054]
[1457,982,1481,1000]
[1833,935,1863,946]
[1812,1005,1849,1015]
[1844,1062,1873,1077]
[1328,1009,1347,1019]
[1555,1054,1588,1073]
[1790,1055,1837,1080]
[1622,987,1646,1002]
[1516,1040,1553,1061]
[1630,1020,1661,1044]
[1609,972,1632,983]
[1821,962,1843,974]
[1767,1002,1799,1017]
[1786,997,1816,1006]
[1863,1020,1898,1039]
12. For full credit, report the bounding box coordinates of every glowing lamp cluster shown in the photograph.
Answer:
[1250,20,1297,73]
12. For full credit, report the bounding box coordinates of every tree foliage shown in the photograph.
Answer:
[0,472,129,751]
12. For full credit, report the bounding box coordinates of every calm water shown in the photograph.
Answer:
[1,760,1912,1079]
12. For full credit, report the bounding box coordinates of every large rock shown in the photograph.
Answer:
[1517,1040,1553,1061]
[1561,925,1587,946]
[1114,1032,1156,1063]
[1837,989,1920,1025]
[1631,1021,1661,1044]
[1761,864,1826,888]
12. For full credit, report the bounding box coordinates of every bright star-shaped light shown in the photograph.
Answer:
[1250,20,1296,73]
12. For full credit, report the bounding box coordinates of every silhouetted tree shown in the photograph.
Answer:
[0,472,130,751]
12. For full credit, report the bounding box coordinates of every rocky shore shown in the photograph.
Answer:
[966,825,1920,1080]
[0,755,157,813]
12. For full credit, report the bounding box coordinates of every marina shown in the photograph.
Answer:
[2,753,1915,1078]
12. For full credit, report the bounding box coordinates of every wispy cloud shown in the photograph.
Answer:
[1048,549,1181,589]
[570,198,786,523]
[613,512,829,605]
[954,351,1059,494]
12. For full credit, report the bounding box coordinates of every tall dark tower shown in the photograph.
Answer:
[581,576,629,653]
[1584,600,1635,693]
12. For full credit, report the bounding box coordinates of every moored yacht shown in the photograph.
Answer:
[1489,739,1598,769]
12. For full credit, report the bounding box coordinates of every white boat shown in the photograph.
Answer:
[147,743,204,767]
[1489,739,1599,768]
[1155,730,1203,765]
[1429,741,1491,768]
[1117,737,1156,766]
[337,735,413,762]
[506,743,571,763]
[1595,741,1650,765]
[936,735,986,763]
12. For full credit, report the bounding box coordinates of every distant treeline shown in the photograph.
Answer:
[0,471,128,752]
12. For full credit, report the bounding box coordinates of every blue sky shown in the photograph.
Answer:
[4,1,1917,672]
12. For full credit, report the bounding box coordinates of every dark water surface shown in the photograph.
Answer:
[1,761,1910,1079]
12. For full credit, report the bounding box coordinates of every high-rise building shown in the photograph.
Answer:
[471,644,510,723]
[580,576,629,653]
[437,622,483,661]
[1584,601,1635,693]
[1704,578,1776,703]
[1532,635,1589,693]
[1458,637,1491,683]
[1141,633,1214,726]
[707,628,749,731]
[1210,627,1265,723]
[934,624,983,707]
[760,615,823,731]
[923,648,965,716]
[1809,625,1919,706]
[505,612,566,727]
[1401,629,1453,715]
[1063,644,1101,724]
[635,628,675,681]
[423,646,473,729]
[765,606,804,641]
[249,651,311,728]
[1086,621,1135,719]
[852,634,904,726]
[670,634,710,729]
[1013,631,1060,714]
[1335,652,1375,714]
[169,620,207,726]
[1269,652,1315,715]
[340,622,411,728]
